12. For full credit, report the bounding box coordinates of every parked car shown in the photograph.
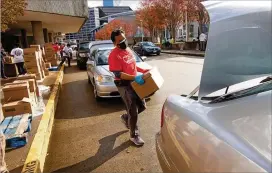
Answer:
[87,46,152,101]
[156,1,271,173]
[133,41,161,56]
[71,45,77,60]
[76,41,90,70]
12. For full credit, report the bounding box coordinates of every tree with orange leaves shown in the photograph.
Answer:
[95,19,136,40]
[186,0,209,33]
[136,0,166,42]
[1,0,27,32]
[137,0,209,42]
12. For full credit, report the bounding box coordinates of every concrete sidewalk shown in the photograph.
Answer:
[161,50,205,57]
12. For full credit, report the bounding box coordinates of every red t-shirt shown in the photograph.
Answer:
[109,48,137,79]
[52,44,58,52]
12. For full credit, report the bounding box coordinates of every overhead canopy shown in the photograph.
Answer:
[199,1,272,98]
[9,11,86,36]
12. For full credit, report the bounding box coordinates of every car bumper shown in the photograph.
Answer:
[96,82,120,98]
[156,132,178,173]
[145,50,161,54]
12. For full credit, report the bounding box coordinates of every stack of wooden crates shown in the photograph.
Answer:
[43,43,58,66]
[23,45,49,80]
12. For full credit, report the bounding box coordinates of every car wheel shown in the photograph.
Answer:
[157,52,160,56]
[141,50,145,56]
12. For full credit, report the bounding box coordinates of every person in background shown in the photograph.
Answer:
[170,37,174,49]
[10,43,26,75]
[108,29,150,146]
[59,43,65,60]
[199,32,207,51]
[59,43,72,67]
[0,44,7,79]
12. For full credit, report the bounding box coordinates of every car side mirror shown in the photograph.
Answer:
[87,59,95,66]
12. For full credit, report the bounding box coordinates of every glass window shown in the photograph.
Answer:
[142,42,155,47]
[79,42,90,51]
[95,48,142,66]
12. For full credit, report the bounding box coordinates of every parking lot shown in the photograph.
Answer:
[43,53,204,173]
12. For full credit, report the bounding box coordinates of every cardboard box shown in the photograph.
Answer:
[30,45,41,51]
[35,73,43,81]
[13,79,35,92]
[44,69,49,76]
[24,48,37,56]
[45,62,51,68]
[2,83,30,102]
[2,98,32,117]
[4,63,18,77]
[49,59,58,66]
[131,67,164,99]
[17,74,39,97]
[24,54,37,60]
[24,48,37,53]
[24,57,39,67]
[4,56,14,64]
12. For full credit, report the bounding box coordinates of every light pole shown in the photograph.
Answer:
[140,20,143,42]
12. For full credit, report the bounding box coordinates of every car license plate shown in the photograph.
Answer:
[153,51,156,53]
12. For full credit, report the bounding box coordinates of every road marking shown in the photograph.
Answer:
[22,65,64,173]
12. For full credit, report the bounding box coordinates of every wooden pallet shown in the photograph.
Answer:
[0,114,32,149]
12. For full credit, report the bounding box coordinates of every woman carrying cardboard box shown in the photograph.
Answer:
[108,29,150,146]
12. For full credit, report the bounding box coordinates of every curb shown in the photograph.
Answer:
[161,51,205,57]
[21,65,64,173]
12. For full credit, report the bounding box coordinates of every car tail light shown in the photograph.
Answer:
[161,104,165,128]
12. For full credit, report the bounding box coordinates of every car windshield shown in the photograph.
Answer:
[96,49,142,66]
[142,42,155,47]
[90,43,114,55]
[79,42,90,51]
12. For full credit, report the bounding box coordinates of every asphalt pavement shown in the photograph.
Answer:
[44,53,204,173]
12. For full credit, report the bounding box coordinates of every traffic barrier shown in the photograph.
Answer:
[21,65,64,173]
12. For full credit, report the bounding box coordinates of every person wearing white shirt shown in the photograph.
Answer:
[59,44,72,67]
[199,33,207,51]
[10,43,26,75]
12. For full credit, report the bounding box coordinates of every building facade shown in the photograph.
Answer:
[65,8,100,41]
[65,6,133,42]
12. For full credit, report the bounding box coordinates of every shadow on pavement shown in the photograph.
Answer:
[55,76,125,119]
[10,165,23,173]
[52,130,131,173]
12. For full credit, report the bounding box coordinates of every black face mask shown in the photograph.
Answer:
[118,39,128,50]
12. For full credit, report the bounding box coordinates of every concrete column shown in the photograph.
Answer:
[21,29,29,48]
[48,33,53,43]
[31,21,45,46]
[43,28,49,43]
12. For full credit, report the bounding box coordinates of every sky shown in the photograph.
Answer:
[88,0,141,10]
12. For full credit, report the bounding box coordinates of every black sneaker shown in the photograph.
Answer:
[120,114,129,129]
[130,136,145,146]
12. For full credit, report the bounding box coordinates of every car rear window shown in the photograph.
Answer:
[79,42,90,51]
